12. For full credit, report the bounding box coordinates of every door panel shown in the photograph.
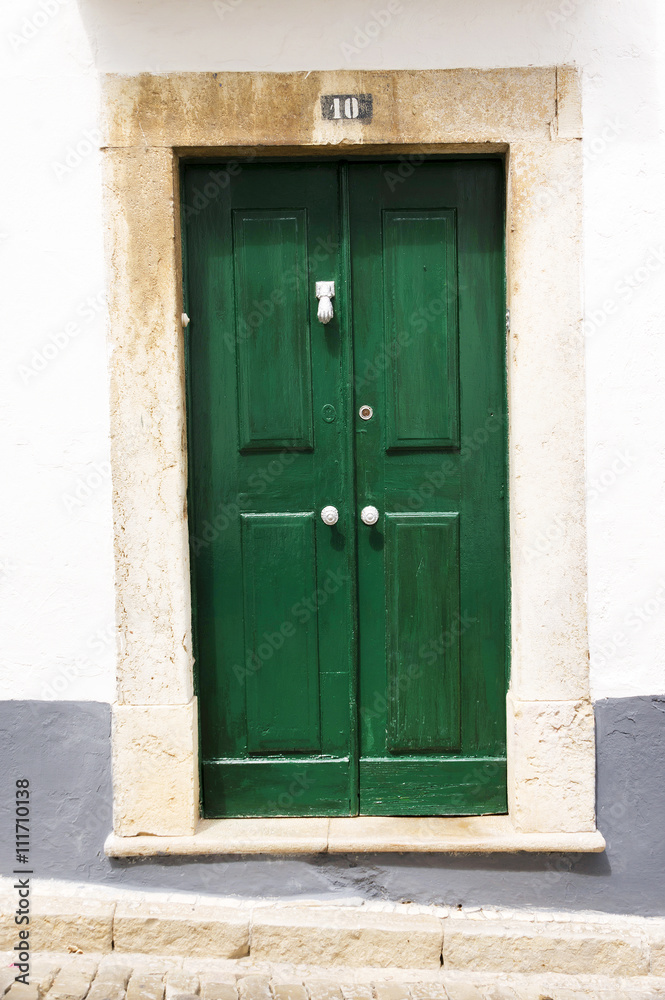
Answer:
[382,209,459,449]
[241,512,321,754]
[184,162,356,817]
[184,158,507,819]
[385,512,461,754]
[350,160,507,815]
[233,209,313,451]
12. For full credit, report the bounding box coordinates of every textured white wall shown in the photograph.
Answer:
[2,0,664,701]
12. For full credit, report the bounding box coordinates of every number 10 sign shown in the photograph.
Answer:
[320,94,373,121]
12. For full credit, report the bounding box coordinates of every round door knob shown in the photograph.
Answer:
[361,505,379,526]
[321,505,339,526]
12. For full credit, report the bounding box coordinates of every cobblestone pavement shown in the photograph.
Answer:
[1,954,665,1000]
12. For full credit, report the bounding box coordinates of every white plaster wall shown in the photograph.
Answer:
[2,0,664,701]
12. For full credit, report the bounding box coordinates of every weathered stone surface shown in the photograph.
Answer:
[371,984,412,1000]
[4,985,39,1000]
[165,973,199,1000]
[251,908,443,967]
[102,70,557,149]
[29,957,61,998]
[46,961,99,1000]
[112,702,198,837]
[408,986,448,1000]
[443,919,649,975]
[86,984,127,1000]
[339,987,372,1000]
[200,984,237,1000]
[305,982,343,1000]
[125,972,165,1000]
[30,899,114,953]
[438,985,482,1000]
[650,934,665,976]
[92,964,133,988]
[114,901,248,958]
[271,985,307,1000]
[236,978,270,1000]
[507,695,596,834]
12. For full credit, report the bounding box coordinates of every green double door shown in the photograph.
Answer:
[183,158,507,818]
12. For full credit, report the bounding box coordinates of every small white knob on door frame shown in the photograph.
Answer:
[360,505,379,526]
[321,505,339,526]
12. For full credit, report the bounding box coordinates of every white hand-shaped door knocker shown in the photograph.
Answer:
[316,281,335,324]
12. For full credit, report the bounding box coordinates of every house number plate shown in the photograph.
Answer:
[321,94,373,121]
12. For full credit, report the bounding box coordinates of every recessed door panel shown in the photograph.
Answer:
[233,210,313,452]
[382,209,459,450]
[242,512,321,754]
[385,512,461,754]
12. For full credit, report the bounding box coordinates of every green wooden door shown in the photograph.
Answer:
[183,158,507,818]
[349,162,507,814]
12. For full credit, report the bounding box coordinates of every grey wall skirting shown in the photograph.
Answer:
[1,696,664,915]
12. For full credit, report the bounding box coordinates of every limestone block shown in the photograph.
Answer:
[112,701,199,836]
[556,66,583,139]
[102,69,556,149]
[507,694,596,833]
[86,984,127,1000]
[409,986,448,1000]
[113,900,249,958]
[46,961,99,1000]
[650,934,665,975]
[28,957,61,996]
[165,973,199,1000]
[237,978,271,1000]
[30,898,114,953]
[339,987,372,1000]
[4,985,39,1000]
[92,963,133,987]
[103,144,193,709]
[507,137,588,705]
[250,907,443,968]
[126,973,165,1000]
[371,985,412,1000]
[201,984,237,1000]
[271,985,307,1000]
[443,919,649,975]
[440,984,483,1000]
[305,982,343,1000]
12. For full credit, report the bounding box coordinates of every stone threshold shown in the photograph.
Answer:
[104,815,606,856]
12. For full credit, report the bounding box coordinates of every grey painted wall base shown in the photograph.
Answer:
[1,696,664,915]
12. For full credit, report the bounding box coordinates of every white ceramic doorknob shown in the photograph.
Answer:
[321,505,339,525]
[360,505,379,526]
